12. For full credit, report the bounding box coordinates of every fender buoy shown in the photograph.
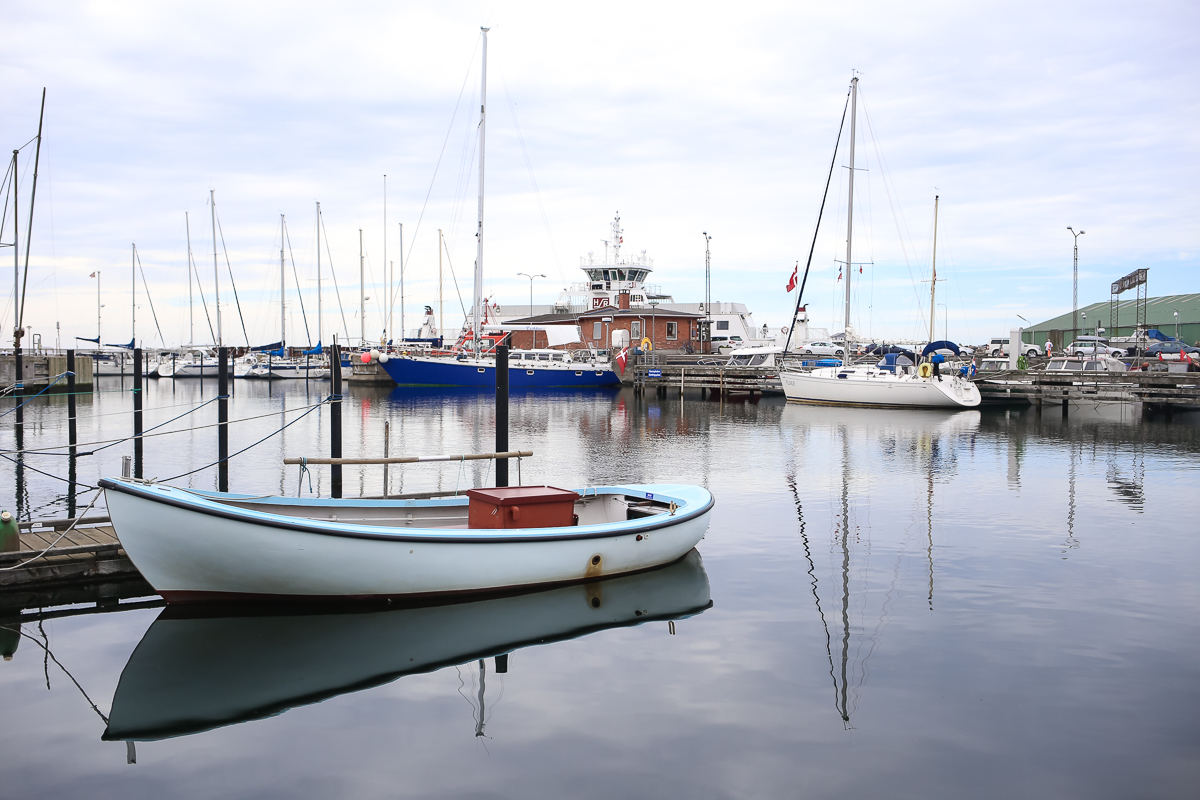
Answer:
[918,362,933,378]
[641,337,653,352]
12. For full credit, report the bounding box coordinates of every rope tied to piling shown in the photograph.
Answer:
[297,456,314,497]
[0,490,102,571]
[0,371,73,417]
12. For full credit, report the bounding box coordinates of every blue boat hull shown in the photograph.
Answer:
[380,357,620,387]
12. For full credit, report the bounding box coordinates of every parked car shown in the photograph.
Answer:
[1144,342,1200,360]
[800,341,845,356]
[1065,336,1124,357]
[988,337,1042,357]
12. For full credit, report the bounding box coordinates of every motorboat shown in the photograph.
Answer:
[98,479,714,603]
[101,549,711,741]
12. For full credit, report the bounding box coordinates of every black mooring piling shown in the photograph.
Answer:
[495,344,509,488]
[331,340,343,499]
[218,347,229,492]
[67,349,77,517]
[133,348,143,479]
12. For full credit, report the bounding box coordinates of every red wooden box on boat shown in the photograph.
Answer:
[465,486,581,530]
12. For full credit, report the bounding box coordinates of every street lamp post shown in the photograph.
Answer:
[1173,309,1179,340]
[516,272,544,320]
[938,303,948,342]
[1067,227,1085,339]
[1081,311,1088,338]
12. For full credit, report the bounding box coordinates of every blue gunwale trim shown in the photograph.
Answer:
[99,479,714,543]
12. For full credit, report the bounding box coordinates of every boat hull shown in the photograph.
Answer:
[781,368,981,408]
[380,355,620,387]
[100,480,712,602]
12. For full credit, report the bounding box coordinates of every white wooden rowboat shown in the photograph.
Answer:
[98,478,714,603]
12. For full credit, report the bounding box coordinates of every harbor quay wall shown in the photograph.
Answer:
[0,353,94,390]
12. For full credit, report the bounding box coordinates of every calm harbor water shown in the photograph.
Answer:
[1,378,1198,798]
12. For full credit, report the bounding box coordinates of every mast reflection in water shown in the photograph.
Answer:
[103,550,711,742]
[783,406,980,727]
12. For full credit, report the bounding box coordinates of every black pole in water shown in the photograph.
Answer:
[495,344,509,487]
[67,349,77,517]
[133,347,143,478]
[12,345,22,432]
[218,347,229,491]
[331,340,343,498]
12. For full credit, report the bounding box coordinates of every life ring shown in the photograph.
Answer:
[641,337,653,352]
[781,326,789,334]
[918,362,933,378]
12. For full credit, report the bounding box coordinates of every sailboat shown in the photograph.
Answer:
[378,28,620,389]
[780,78,980,409]
[246,215,329,380]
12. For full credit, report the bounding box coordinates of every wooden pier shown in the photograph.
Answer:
[631,363,782,396]
[0,517,138,590]
[973,369,1200,410]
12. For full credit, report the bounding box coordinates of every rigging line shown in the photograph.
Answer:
[88,395,222,454]
[1,622,110,725]
[2,397,329,454]
[283,222,312,345]
[442,236,469,321]
[19,88,46,332]
[859,91,927,330]
[214,211,251,347]
[500,70,565,285]
[401,37,482,273]
[0,451,98,490]
[187,214,217,344]
[159,397,328,482]
[784,85,852,352]
[319,211,352,341]
[0,371,70,417]
[134,250,165,346]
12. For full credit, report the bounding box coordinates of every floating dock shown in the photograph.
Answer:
[0,517,138,590]
[973,369,1200,410]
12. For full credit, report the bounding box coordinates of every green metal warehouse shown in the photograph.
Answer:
[1022,293,1200,349]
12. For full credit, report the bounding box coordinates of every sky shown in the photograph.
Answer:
[2,0,1197,348]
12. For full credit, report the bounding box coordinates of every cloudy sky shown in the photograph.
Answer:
[2,0,1197,347]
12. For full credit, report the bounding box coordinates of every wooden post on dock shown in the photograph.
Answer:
[133,348,143,479]
[218,347,229,491]
[382,420,390,497]
[331,337,343,499]
[67,349,77,518]
[12,345,22,432]
[1061,388,1069,419]
[496,345,509,487]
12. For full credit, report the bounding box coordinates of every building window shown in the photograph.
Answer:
[593,322,602,340]
[716,320,730,331]
[666,321,678,340]
[631,321,641,339]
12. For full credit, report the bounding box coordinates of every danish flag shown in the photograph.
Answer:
[786,263,798,292]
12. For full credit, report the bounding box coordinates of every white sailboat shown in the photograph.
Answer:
[781,77,980,410]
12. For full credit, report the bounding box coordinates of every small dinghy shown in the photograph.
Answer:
[99,478,714,603]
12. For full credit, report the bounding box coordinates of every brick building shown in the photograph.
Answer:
[506,294,702,352]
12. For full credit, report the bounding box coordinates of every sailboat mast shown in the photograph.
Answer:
[131,243,136,347]
[280,214,287,349]
[383,175,388,341]
[359,229,365,345]
[186,213,194,345]
[473,27,489,356]
[403,221,408,345]
[211,189,221,346]
[929,195,939,344]
[316,202,322,349]
[843,76,858,339]
[438,228,444,341]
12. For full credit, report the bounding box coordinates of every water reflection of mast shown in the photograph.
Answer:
[785,470,837,722]
[475,659,487,737]
[836,429,851,725]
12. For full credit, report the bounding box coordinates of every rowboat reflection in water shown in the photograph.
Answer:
[103,549,712,742]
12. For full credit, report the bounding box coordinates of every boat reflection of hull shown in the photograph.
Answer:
[103,549,711,742]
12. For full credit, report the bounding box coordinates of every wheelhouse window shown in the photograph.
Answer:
[631,321,642,339]
[716,320,730,331]
[666,321,678,340]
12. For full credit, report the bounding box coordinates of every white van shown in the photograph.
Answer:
[988,337,1042,357]
[1064,336,1123,357]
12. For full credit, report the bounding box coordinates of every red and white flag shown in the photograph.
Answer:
[837,268,843,282]
[786,263,798,292]
[615,346,630,375]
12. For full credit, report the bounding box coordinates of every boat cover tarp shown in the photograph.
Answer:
[921,340,961,357]
[250,341,284,353]
[75,336,101,344]
[1146,329,1175,342]
[105,339,135,349]
[303,343,322,355]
